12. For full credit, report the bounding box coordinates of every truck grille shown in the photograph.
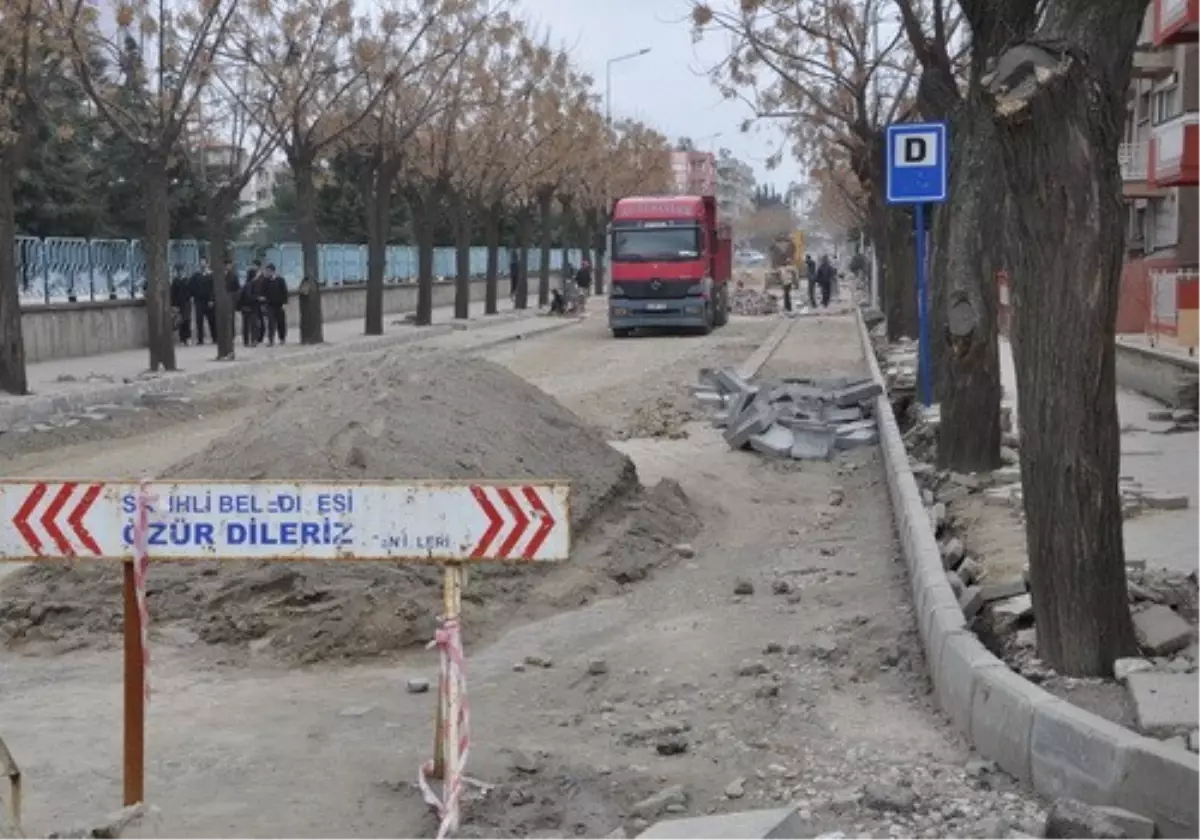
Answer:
[618,279,694,299]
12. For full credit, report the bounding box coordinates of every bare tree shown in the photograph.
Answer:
[236,0,410,344]
[0,0,56,394]
[57,0,239,372]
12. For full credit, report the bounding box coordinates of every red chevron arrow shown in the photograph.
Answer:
[42,483,76,556]
[68,484,104,555]
[470,485,504,559]
[13,483,47,556]
[495,487,530,559]
[521,487,555,560]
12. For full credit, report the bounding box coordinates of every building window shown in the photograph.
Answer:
[1153,86,1180,124]
[1151,194,1179,249]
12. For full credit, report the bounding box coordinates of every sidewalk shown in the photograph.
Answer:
[1118,333,1198,364]
[2,299,534,430]
[999,337,1198,574]
[14,299,520,398]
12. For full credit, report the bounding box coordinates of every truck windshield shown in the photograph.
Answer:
[612,227,702,262]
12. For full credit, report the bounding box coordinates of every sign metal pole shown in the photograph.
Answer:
[915,202,932,407]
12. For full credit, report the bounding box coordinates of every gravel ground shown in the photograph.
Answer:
[0,314,1046,838]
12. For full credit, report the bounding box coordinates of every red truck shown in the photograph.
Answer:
[607,195,732,338]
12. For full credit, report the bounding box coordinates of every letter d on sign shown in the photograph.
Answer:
[904,137,926,163]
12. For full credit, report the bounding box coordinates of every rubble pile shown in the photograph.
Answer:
[693,367,883,460]
[729,286,780,316]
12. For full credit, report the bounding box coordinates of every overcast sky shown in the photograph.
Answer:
[518,0,804,192]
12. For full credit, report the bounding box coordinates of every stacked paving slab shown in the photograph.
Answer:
[694,368,883,460]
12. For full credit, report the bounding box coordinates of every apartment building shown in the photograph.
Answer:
[668,150,717,195]
[1118,0,1198,348]
[715,150,756,228]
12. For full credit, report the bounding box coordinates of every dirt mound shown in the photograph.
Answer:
[0,352,706,663]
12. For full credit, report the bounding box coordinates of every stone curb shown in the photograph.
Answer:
[736,316,795,379]
[853,308,1199,839]
[0,310,548,432]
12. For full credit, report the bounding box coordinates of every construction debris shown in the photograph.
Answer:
[730,286,780,316]
[694,368,882,460]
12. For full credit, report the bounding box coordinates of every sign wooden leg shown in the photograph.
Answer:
[122,561,145,806]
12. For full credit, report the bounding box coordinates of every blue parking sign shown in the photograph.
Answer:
[885,122,948,204]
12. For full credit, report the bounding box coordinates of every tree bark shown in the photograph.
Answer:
[879,202,918,342]
[935,97,1004,472]
[143,154,175,372]
[412,190,435,325]
[537,189,553,307]
[205,193,237,360]
[292,153,324,344]
[516,206,532,310]
[984,0,1147,676]
[364,162,397,337]
[453,198,472,320]
[484,203,500,316]
[0,163,27,395]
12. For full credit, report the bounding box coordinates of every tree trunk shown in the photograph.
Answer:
[205,193,237,360]
[484,204,500,315]
[935,96,1004,472]
[413,193,435,326]
[516,206,532,310]
[537,190,553,307]
[453,200,471,320]
[293,154,324,344]
[364,163,395,336]
[985,1,1146,676]
[143,155,175,372]
[0,164,27,395]
[881,203,918,341]
[592,210,607,295]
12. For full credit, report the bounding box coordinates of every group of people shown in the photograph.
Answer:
[803,253,838,309]
[170,258,290,348]
[507,250,593,315]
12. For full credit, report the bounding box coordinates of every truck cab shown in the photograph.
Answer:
[607,195,731,338]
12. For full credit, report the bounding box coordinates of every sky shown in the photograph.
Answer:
[517,0,805,193]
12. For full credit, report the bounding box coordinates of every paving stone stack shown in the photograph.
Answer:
[693,368,883,460]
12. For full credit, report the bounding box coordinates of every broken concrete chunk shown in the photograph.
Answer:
[958,586,984,619]
[939,537,965,570]
[835,427,878,450]
[946,571,965,599]
[1093,806,1155,840]
[1140,492,1189,511]
[714,369,752,396]
[1113,657,1155,683]
[1133,604,1193,656]
[1043,798,1131,839]
[1126,671,1199,736]
[750,425,796,458]
[724,403,776,450]
[831,380,883,407]
[822,405,864,424]
[978,578,1026,603]
[789,422,836,460]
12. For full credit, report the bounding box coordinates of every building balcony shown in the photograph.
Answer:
[1149,113,1200,186]
[1154,0,1198,46]
[1121,142,1168,197]
[1132,44,1176,79]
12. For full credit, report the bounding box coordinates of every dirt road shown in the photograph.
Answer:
[0,314,1043,839]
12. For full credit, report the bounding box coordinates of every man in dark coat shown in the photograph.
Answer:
[240,259,263,346]
[189,259,216,344]
[815,255,835,308]
[805,254,818,309]
[170,264,192,344]
[262,263,289,345]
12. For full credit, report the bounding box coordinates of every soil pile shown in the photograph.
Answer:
[0,352,704,663]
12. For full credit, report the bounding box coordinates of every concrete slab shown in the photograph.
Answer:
[822,405,864,424]
[1030,699,1139,803]
[979,578,1027,603]
[1125,672,1199,735]
[1133,605,1194,656]
[724,402,775,450]
[835,427,879,449]
[637,807,811,839]
[749,424,795,458]
[1095,805,1156,839]
[714,368,752,396]
[789,421,836,460]
[831,379,883,407]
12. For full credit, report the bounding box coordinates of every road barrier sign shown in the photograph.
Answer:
[0,477,570,827]
[885,121,949,408]
[0,480,570,563]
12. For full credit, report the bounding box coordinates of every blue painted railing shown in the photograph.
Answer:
[15,236,585,305]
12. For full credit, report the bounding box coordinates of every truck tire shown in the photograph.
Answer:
[713,289,729,327]
[612,327,632,339]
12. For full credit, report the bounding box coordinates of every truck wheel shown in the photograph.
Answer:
[714,291,729,327]
[612,327,632,339]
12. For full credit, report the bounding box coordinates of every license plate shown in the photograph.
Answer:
[646,302,667,311]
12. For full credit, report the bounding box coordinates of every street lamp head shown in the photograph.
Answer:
[637,47,651,56]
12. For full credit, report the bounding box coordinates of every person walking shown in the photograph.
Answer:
[239,260,264,347]
[189,258,216,344]
[170,264,192,344]
[263,263,289,345]
[805,254,818,309]
[816,254,835,309]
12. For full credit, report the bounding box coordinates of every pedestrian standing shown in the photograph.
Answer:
[263,263,289,345]
[170,264,192,344]
[816,255,835,308]
[189,259,216,344]
[805,254,818,309]
[240,259,263,347]
[221,257,240,347]
[574,260,593,313]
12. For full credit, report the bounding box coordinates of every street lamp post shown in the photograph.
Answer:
[602,47,651,294]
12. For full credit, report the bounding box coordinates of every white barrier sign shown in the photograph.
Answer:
[0,480,570,563]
